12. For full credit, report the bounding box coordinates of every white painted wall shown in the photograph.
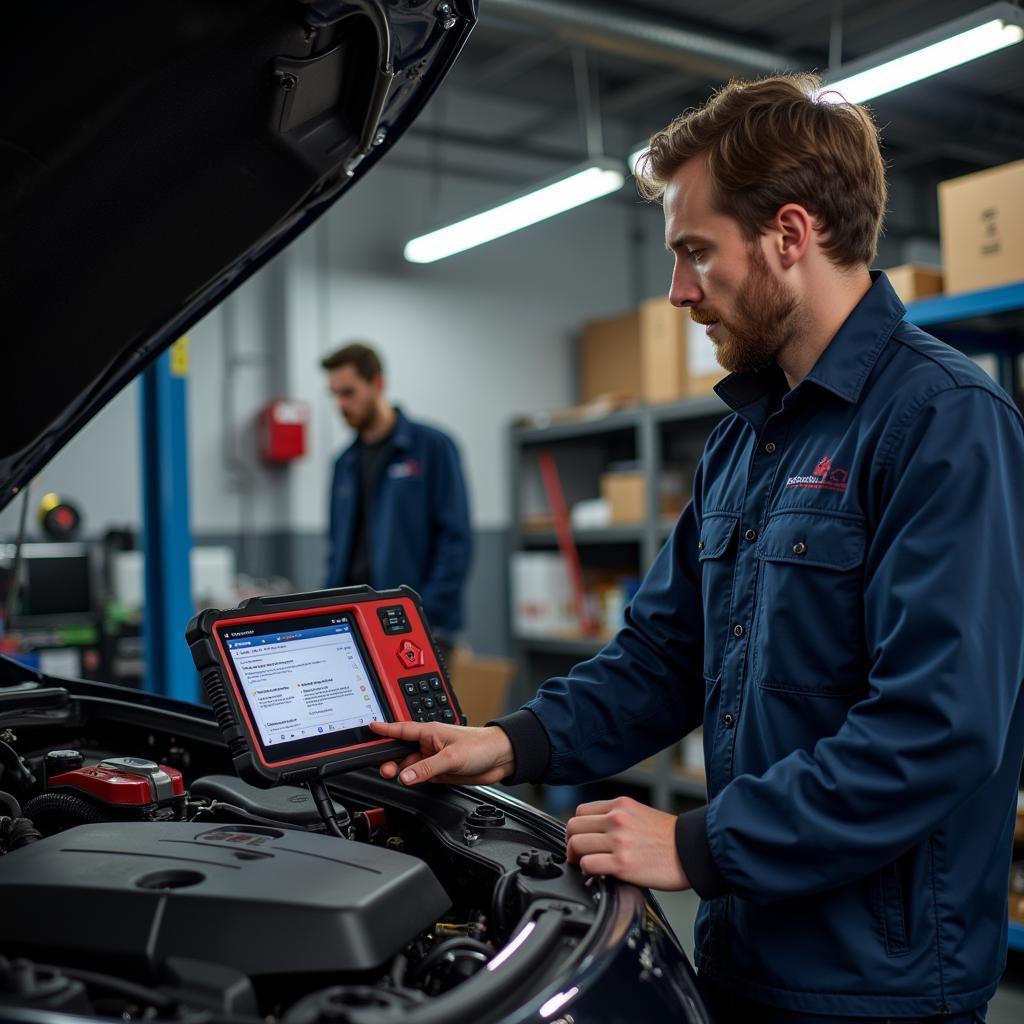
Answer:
[1,159,665,541]
[0,149,935,546]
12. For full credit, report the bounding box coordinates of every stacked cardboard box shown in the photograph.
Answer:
[580,298,722,405]
[883,264,944,305]
[449,648,514,726]
[939,159,1024,294]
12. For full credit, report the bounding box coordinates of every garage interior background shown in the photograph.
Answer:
[3,0,1024,1007]
[7,0,1024,642]
[3,0,1024,892]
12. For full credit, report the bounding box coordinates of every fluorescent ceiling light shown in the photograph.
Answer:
[822,16,1023,104]
[404,159,626,264]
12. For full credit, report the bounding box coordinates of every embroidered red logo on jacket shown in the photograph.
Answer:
[786,455,849,493]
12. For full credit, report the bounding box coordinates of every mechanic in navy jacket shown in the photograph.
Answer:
[372,75,1024,1023]
[322,342,471,658]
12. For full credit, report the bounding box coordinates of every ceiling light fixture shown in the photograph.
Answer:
[403,158,626,264]
[626,4,1022,173]
[821,5,1023,104]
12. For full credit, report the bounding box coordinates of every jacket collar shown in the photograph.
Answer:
[389,407,413,452]
[341,407,412,461]
[714,271,905,415]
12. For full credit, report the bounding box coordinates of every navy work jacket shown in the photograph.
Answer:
[324,409,471,634]
[500,274,1024,1017]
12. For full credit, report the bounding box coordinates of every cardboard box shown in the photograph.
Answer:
[449,648,514,726]
[580,301,723,405]
[939,159,1024,294]
[580,311,644,403]
[599,470,690,524]
[600,471,646,524]
[883,264,944,305]
[639,297,722,401]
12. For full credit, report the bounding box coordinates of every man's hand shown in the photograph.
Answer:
[369,720,515,786]
[565,796,691,891]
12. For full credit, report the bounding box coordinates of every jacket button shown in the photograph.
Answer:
[744,528,757,542]
[698,540,705,551]
[723,713,735,728]
[792,541,807,555]
[764,442,777,454]
[733,624,744,637]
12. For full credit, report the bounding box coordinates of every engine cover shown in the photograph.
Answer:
[0,822,450,976]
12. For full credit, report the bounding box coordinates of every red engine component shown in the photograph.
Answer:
[49,757,185,808]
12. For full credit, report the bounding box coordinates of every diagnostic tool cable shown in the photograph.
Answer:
[307,778,349,839]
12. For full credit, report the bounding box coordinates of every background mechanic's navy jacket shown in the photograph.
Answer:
[499,274,1024,1018]
[324,409,471,634]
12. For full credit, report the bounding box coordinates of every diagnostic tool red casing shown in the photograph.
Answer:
[186,585,465,788]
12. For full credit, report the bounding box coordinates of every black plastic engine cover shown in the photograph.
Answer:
[0,822,450,975]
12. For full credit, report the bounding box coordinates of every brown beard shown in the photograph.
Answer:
[691,245,799,374]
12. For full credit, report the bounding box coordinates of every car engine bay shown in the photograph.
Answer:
[0,678,612,1023]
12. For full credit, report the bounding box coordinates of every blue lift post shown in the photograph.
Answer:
[139,338,197,702]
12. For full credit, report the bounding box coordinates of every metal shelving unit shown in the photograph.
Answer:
[508,394,726,811]
[907,279,1024,955]
[506,281,1024,935]
[515,635,610,657]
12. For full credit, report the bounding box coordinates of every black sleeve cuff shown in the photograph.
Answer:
[489,709,551,785]
[676,805,729,899]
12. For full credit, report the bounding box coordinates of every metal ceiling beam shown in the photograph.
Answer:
[469,37,566,90]
[485,0,797,78]
[406,124,584,164]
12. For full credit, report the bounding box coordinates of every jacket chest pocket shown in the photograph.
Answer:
[751,511,867,697]
[698,513,739,681]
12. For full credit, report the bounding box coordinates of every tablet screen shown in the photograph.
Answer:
[218,611,390,762]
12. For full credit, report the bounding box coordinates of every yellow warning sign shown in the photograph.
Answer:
[170,336,189,377]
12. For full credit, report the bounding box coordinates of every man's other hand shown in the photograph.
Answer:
[369,720,515,786]
[566,796,691,891]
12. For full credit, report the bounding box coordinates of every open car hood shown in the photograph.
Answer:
[0,0,477,510]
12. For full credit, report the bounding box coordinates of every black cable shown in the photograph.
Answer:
[191,801,307,833]
[307,779,348,839]
[0,740,35,789]
[58,965,174,1010]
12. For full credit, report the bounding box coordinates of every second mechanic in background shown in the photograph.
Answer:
[322,342,472,666]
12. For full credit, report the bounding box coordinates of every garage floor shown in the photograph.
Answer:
[654,888,1024,1023]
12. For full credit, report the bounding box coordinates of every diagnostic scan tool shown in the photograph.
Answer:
[186,586,465,789]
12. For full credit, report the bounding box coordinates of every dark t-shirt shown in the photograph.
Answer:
[344,432,394,586]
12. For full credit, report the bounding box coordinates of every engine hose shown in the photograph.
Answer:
[191,802,308,833]
[0,816,42,853]
[405,938,492,988]
[0,790,20,818]
[0,740,35,789]
[490,868,522,942]
[21,793,110,836]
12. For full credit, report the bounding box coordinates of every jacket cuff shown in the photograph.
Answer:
[676,806,729,899]
[489,709,551,785]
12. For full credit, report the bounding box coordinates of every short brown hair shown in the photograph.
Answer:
[320,342,383,381]
[636,73,887,267]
